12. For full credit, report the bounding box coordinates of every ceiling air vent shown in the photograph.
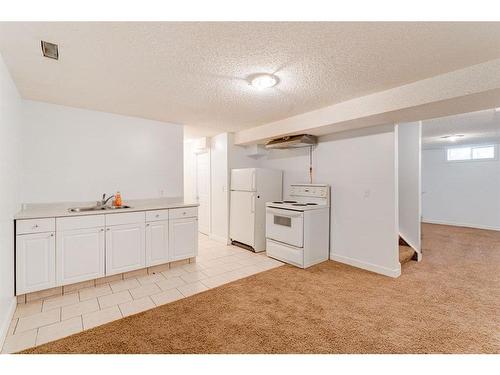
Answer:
[41,41,59,60]
[265,134,317,149]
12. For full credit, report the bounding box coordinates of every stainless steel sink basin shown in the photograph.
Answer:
[104,205,131,210]
[68,205,131,213]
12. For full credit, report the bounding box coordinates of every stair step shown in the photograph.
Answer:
[399,245,415,265]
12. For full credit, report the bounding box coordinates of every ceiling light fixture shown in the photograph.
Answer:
[441,134,465,142]
[249,74,278,89]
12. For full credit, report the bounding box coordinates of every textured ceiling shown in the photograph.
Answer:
[422,108,500,148]
[2,22,500,138]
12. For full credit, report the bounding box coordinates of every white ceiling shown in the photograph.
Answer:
[2,22,500,138]
[422,108,500,148]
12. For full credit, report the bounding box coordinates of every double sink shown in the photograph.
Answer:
[68,205,131,213]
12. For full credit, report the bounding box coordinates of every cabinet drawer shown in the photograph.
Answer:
[16,218,55,235]
[266,239,304,268]
[146,209,169,222]
[56,215,105,231]
[169,207,198,219]
[105,211,145,226]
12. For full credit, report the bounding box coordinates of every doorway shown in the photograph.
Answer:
[421,108,500,231]
[196,151,210,235]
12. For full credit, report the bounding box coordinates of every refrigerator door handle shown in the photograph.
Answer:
[251,170,256,191]
[251,194,255,213]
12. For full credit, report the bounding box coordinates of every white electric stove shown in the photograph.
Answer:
[265,184,330,268]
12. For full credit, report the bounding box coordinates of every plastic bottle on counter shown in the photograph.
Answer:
[113,191,122,207]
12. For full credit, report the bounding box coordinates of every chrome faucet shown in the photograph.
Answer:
[97,193,115,207]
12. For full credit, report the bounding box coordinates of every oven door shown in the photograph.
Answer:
[266,207,304,248]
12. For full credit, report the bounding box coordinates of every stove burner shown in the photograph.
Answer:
[292,203,307,206]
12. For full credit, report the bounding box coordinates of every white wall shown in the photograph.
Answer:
[259,125,400,277]
[0,54,22,347]
[397,122,422,255]
[183,140,196,202]
[210,133,230,243]
[21,100,184,204]
[257,147,309,198]
[228,133,260,170]
[422,146,500,230]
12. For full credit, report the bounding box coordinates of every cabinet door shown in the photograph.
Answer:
[106,222,145,276]
[145,220,169,267]
[56,227,105,286]
[169,217,198,261]
[16,232,56,294]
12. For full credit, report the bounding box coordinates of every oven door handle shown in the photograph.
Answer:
[266,208,303,218]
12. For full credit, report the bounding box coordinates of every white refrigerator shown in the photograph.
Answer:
[230,168,283,252]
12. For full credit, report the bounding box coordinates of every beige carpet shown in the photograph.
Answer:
[21,223,500,354]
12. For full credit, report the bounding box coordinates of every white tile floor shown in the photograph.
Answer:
[1,234,283,353]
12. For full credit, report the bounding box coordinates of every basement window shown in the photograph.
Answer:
[446,145,497,162]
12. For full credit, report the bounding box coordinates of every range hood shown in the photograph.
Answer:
[265,134,317,149]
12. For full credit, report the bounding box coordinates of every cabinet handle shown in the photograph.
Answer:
[106,228,110,231]
[155,214,159,218]
[33,224,39,229]
[146,223,150,227]
[50,233,54,237]
[100,228,104,232]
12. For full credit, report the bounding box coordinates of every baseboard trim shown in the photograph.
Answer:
[0,297,17,352]
[422,219,500,232]
[208,234,230,245]
[330,253,401,278]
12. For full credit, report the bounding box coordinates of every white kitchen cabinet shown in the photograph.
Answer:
[16,232,56,294]
[145,220,169,267]
[15,204,199,295]
[56,227,105,285]
[105,222,145,275]
[17,218,55,235]
[169,217,198,261]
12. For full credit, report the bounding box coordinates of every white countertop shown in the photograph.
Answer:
[15,197,199,220]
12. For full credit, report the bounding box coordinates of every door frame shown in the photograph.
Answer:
[195,150,211,235]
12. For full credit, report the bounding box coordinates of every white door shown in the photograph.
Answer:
[231,168,256,191]
[106,223,145,276]
[229,190,255,247]
[56,227,105,285]
[196,152,210,235]
[169,217,198,261]
[16,232,56,294]
[145,220,169,266]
